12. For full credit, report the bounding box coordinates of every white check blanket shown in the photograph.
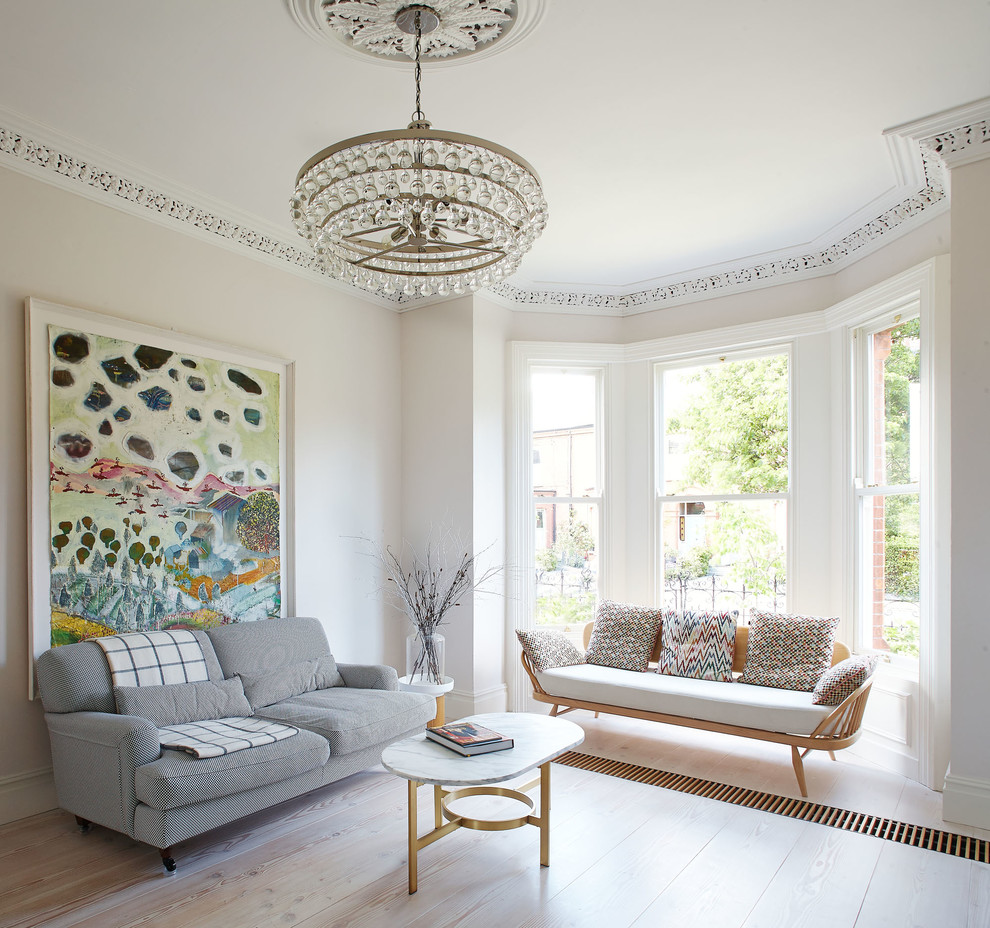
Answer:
[158,717,299,758]
[96,630,209,688]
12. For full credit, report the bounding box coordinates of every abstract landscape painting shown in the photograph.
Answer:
[28,300,289,667]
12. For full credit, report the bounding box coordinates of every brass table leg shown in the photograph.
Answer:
[408,779,419,894]
[404,762,554,892]
[539,761,550,867]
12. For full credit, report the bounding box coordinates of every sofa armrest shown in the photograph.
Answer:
[336,663,398,691]
[44,711,161,839]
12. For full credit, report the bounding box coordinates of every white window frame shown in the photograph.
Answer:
[826,256,949,789]
[851,312,921,664]
[508,344,615,710]
[652,344,793,615]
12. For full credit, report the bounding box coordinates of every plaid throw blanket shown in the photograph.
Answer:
[158,717,299,758]
[96,630,209,687]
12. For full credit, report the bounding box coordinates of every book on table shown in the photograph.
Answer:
[425,721,514,756]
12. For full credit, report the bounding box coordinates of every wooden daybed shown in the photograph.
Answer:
[520,623,875,797]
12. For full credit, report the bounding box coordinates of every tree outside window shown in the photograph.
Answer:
[660,353,789,618]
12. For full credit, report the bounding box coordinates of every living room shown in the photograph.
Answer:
[1,2,989,925]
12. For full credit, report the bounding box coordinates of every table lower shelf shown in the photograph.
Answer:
[404,762,552,894]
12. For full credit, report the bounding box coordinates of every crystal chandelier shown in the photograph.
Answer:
[291,4,548,299]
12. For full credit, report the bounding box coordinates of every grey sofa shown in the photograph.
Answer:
[35,616,436,872]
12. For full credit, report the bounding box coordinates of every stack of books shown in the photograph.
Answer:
[425,721,514,756]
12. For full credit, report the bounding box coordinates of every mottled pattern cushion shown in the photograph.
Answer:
[658,610,738,682]
[239,655,344,710]
[812,654,879,706]
[114,677,253,726]
[516,629,585,672]
[739,611,840,691]
[585,600,663,672]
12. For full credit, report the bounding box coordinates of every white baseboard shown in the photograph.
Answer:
[846,737,922,786]
[446,683,508,721]
[942,769,990,829]
[0,767,57,825]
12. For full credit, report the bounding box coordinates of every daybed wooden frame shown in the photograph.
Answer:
[520,624,874,797]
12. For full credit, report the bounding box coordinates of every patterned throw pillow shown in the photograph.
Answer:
[658,610,738,682]
[739,610,840,691]
[515,629,585,672]
[812,654,879,706]
[585,600,663,672]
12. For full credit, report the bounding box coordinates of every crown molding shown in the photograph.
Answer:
[885,96,990,170]
[0,99,982,318]
[0,107,407,311]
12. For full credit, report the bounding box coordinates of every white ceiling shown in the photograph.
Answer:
[0,0,987,301]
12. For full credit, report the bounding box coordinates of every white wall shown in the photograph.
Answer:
[945,155,990,826]
[0,165,403,824]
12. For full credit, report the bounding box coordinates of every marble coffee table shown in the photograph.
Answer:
[380,712,585,893]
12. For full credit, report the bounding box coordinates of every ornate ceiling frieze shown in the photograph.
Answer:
[0,105,985,315]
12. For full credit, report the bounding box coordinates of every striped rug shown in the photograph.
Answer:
[554,751,989,863]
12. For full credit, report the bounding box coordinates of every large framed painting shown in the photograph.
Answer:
[26,298,294,695]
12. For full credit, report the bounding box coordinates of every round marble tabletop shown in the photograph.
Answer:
[381,712,585,787]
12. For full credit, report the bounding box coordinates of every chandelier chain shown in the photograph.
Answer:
[412,11,426,124]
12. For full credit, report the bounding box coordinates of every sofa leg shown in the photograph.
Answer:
[790,746,808,797]
[74,816,91,834]
[159,848,177,874]
[828,751,837,762]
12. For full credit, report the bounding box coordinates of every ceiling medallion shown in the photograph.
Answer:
[287,0,546,67]
[321,0,515,59]
[291,3,548,299]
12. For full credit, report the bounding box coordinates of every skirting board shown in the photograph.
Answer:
[0,767,56,825]
[445,683,507,721]
[943,769,990,830]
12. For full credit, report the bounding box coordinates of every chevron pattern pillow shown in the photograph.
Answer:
[739,610,840,691]
[515,629,585,672]
[812,654,878,705]
[586,600,663,672]
[658,610,738,682]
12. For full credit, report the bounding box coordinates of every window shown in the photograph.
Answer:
[657,351,789,617]
[854,317,921,659]
[531,368,602,637]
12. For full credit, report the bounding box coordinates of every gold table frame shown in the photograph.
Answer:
[405,762,551,894]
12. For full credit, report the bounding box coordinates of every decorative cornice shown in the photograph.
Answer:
[490,135,951,316]
[0,98,984,317]
[0,117,410,307]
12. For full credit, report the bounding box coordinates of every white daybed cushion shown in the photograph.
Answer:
[536,664,833,737]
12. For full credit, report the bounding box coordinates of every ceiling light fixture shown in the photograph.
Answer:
[291,3,548,299]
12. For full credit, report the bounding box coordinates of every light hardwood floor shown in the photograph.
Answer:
[3,711,989,928]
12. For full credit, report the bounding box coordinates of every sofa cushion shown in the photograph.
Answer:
[658,610,737,682]
[239,656,344,710]
[739,611,840,691]
[586,600,663,672]
[255,688,436,755]
[114,678,253,726]
[812,654,878,706]
[134,727,330,812]
[536,663,833,736]
[206,617,337,680]
[516,629,585,672]
[35,631,224,715]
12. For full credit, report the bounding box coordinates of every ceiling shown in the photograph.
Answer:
[0,1,987,307]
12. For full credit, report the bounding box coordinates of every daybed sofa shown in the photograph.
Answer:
[519,605,876,797]
[35,616,436,871]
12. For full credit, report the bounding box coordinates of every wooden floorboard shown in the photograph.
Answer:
[1,712,986,928]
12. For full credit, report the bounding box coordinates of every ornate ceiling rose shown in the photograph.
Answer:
[288,0,545,66]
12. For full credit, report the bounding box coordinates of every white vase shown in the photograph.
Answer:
[406,631,445,685]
